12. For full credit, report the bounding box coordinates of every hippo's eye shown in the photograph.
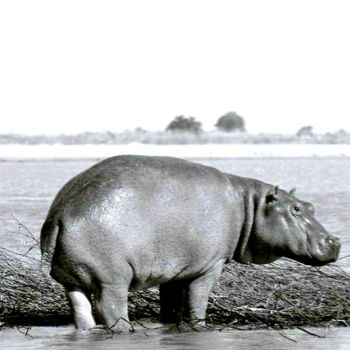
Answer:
[292,206,301,216]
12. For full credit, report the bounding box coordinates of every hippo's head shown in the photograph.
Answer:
[236,186,340,266]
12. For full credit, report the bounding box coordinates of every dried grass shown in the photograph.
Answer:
[1,246,349,329]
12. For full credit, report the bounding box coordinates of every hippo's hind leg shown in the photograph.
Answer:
[50,259,96,330]
[93,279,133,332]
[66,286,96,330]
[160,281,187,323]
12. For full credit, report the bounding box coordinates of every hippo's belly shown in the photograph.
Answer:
[75,185,235,289]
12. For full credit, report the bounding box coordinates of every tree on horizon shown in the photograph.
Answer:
[166,116,202,133]
[215,111,245,132]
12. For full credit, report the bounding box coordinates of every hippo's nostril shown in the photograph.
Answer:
[326,236,340,247]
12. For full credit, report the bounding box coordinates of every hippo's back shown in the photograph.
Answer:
[47,155,232,218]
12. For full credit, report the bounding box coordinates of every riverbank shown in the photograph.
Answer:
[1,143,350,160]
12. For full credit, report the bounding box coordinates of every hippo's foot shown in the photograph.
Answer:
[106,317,135,334]
[77,319,134,336]
[161,319,208,334]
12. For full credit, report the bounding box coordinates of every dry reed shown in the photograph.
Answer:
[1,246,349,329]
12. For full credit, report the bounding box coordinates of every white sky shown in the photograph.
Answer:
[1,0,349,135]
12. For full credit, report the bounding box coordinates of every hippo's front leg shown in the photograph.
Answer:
[185,260,225,324]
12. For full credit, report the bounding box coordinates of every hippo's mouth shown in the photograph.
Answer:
[303,230,340,266]
[305,231,315,259]
[302,232,317,263]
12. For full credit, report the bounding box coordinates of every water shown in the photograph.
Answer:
[1,325,350,350]
[1,157,350,349]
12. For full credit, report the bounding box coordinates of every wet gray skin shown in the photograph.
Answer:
[40,155,340,331]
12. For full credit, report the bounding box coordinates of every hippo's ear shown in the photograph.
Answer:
[266,186,279,203]
[289,188,296,196]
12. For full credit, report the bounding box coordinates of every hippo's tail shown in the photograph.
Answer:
[40,218,61,265]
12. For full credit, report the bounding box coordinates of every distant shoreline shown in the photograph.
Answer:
[1,130,350,146]
[1,143,350,160]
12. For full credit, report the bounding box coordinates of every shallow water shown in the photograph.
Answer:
[2,325,350,350]
[1,157,350,349]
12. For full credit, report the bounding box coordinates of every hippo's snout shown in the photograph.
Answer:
[318,234,341,264]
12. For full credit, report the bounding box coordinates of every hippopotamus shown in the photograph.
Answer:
[40,155,340,331]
